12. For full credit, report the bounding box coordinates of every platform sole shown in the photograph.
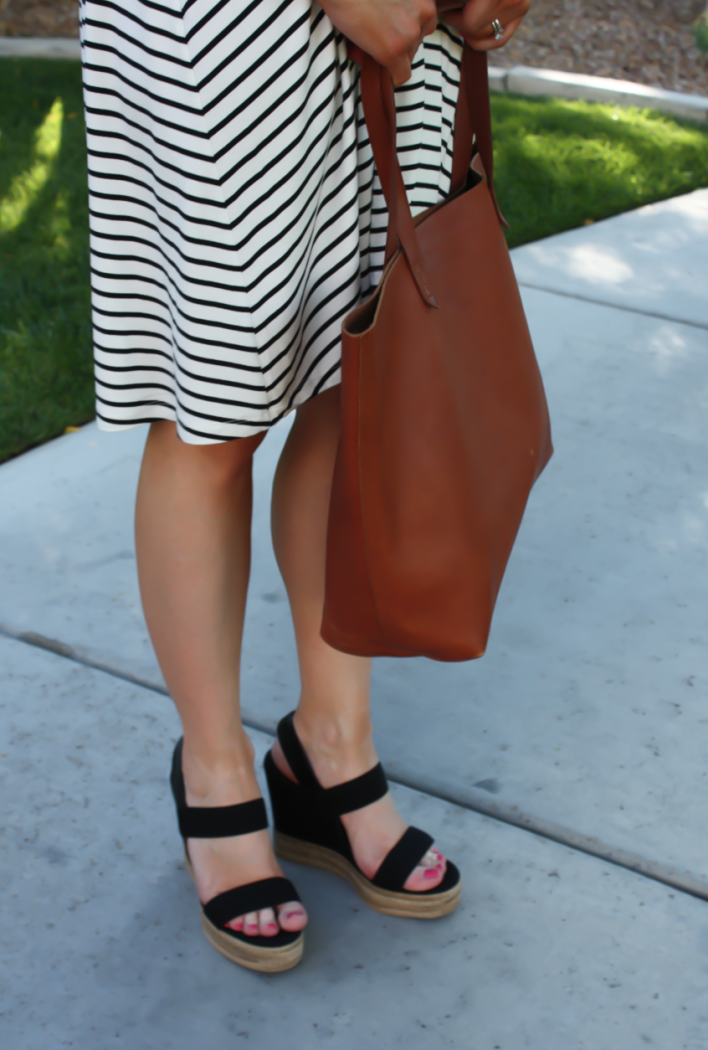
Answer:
[273,830,462,919]
[199,912,304,972]
[184,853,304,973]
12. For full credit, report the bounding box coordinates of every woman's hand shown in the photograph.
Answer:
[438,0,531,51]
[319,0,439,86]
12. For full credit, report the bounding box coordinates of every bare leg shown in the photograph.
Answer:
[270,388,446,890]
[134,421,306,937]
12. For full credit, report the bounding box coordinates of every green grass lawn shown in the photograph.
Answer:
[492,93,708,245]
[1,59,92,464]
[1,57,708,464]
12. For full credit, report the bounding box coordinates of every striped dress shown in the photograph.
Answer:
[79,0,464,443]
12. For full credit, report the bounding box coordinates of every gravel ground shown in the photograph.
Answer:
[0,1,78,39]
[493,1,708,95]
[0,0,707,95]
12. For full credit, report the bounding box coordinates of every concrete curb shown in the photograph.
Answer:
[490,64,708,124]
[1,36,707,124]
[0,37,81,60]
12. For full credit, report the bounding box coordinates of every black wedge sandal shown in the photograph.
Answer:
[170,738,304,972]
[264,713,462,919]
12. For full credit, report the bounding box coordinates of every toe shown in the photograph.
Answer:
[404,865,444,891]
[227,914,244,932]
[277,901,308,932]
[243,910,260,936]
[258,907,280,937]
[403,849,447,892]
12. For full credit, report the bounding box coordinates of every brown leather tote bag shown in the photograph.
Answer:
[321,45,553,662]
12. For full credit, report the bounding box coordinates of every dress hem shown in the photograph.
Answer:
[94,372,342,444]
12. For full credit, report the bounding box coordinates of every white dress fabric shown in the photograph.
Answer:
[80,0,463,442]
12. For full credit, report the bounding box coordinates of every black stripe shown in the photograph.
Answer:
[83,5,461,440]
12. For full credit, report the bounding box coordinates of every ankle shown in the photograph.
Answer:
[292,707,377,770]
[181,730,258,804]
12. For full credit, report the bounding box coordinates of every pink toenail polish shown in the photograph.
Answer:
[424,868,439,879]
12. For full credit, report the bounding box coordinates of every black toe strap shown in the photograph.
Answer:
[171,738,269,839]
[276,712,388,814]
[371,826,434,891]
[203,877,300,928]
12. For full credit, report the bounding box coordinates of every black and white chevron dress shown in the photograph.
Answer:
[80,0,464,442]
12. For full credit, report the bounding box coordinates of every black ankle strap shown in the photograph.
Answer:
[171,738,268,840]
[276,713,320,791]
[276,712,388,814]
[325,765,388,815]
[177,798,268,839]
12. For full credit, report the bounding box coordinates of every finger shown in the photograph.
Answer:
[388,52,413,88]
[461,15,526,50]
[441,1,527,40]
[422,12,439,38]
[435,0,466,13]
[457,0,530,33]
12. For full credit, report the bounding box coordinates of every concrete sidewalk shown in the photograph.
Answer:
[2,189,707,1048]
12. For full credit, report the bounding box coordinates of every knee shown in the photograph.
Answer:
[147,421,266,489]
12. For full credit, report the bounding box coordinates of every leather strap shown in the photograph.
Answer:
[459,46,507,227]
[371,826,434,891]
[361,53,439,308]
[324,763,388,815]
[177,798,268,840]
[450,46,474,196]
[203,877,301,928]
[357,41,507,308]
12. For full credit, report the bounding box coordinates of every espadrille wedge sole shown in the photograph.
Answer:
[197,907,303,972]
[265,713,462,919]
[171,739,304,973]
[181,852,303,971]
[273,830,461,918]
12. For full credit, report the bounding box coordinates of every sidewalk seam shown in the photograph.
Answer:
[516,281,708,331]
[4,623,707,905]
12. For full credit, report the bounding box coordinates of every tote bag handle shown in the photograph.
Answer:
[355,43,507,307]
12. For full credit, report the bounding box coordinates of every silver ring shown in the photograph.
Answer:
[491,19,504,40]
